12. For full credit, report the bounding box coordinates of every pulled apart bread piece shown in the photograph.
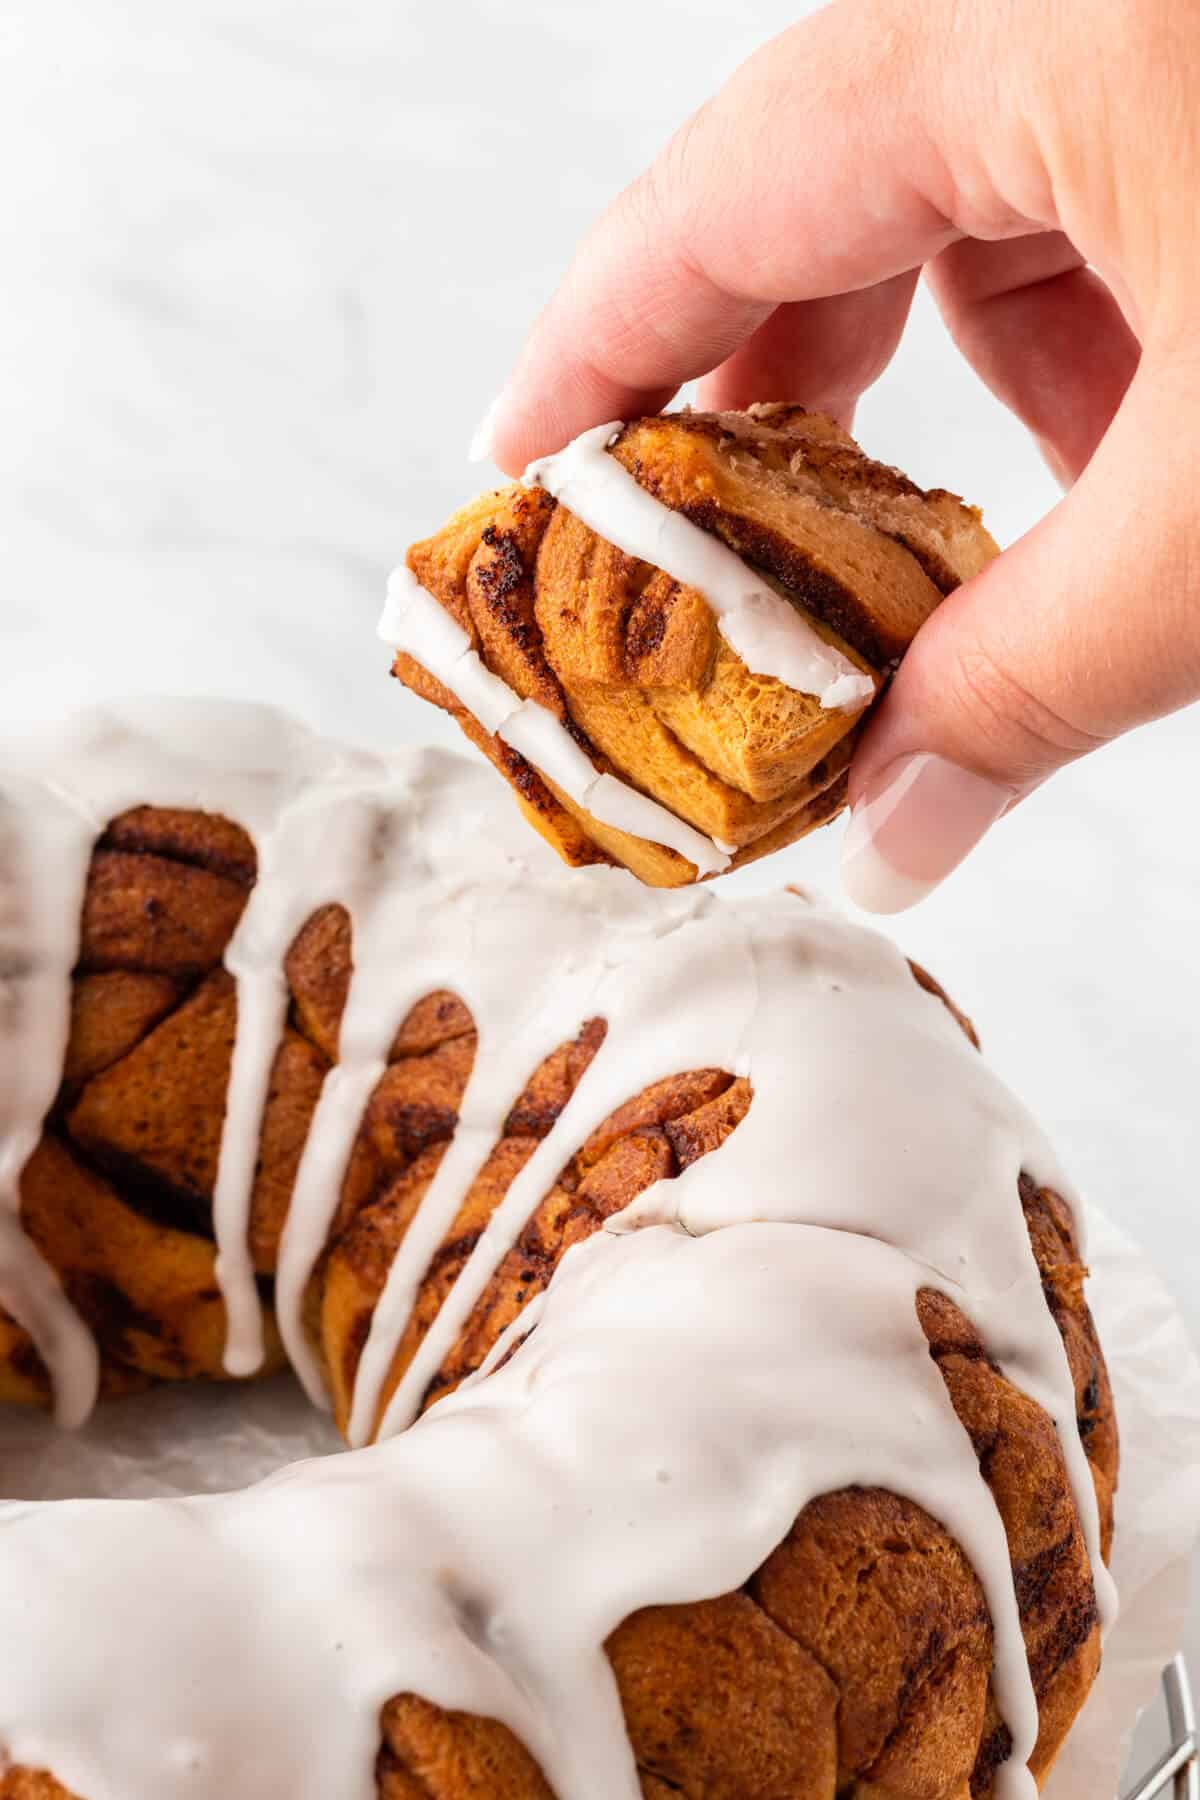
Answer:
[391,405,998,886]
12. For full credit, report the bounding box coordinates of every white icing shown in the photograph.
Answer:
[379,567,731,876]
[524,422,877,711]
[0,779,102,1427]
[0,701,1116,1800]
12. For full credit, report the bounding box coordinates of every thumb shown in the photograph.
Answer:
[841,357,1200,912]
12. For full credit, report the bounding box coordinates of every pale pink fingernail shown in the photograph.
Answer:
[468,391,506,464]
[840,752,1013,914]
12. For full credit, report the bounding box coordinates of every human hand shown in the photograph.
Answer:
[474,0,1199,911]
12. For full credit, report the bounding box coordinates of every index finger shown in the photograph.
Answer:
[484,1,997,474]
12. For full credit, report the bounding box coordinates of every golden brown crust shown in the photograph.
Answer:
[395,406,999,886]
[2,811,1113,1800]
[62,970,182,1089]
[706,404,998,599]
[608,413,940,668]
[0,1775,79,1800]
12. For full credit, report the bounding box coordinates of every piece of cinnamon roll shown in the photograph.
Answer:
[386,405,998,885]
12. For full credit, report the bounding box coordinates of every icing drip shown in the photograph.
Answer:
[524,422,877,711]
[0,780,101,1428]
[378,567,731,875]
[0,701,1116,1800]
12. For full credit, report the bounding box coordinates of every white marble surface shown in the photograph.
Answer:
[1,0,1196,1691]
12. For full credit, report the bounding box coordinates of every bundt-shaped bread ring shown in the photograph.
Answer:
[1,794,1116,1800]
[387,405,998,886]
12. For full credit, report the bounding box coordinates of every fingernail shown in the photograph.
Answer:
[841,752,1012,914]
[468,391,506,464]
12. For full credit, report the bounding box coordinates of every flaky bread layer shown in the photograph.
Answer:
[396,406,998,886]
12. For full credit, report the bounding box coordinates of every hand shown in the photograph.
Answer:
[475,0,1200,911]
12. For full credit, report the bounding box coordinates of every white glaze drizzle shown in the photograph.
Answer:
[0,780,101,1428]
[0,700,1116,1800]
[378,567,731,876]
[524,421,877,711]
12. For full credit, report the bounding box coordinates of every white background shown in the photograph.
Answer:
[1,0,1196,1683]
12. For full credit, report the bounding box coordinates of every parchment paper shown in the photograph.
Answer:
[1,1208,1196,1797]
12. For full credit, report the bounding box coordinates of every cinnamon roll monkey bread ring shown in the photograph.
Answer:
[384,405,999,886]
[0,704,1114,1800]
